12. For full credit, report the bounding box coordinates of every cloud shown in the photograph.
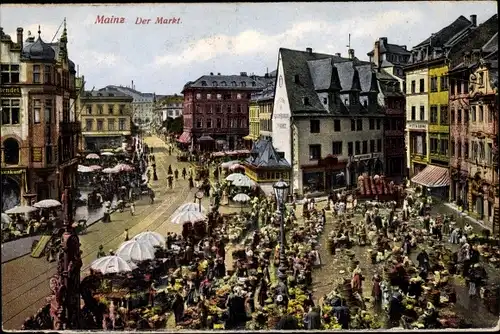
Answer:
[153,9,423,67]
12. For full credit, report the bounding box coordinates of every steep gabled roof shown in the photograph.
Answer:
[246,139,291,168]
[482,31,498,54]
[414,15,472,48]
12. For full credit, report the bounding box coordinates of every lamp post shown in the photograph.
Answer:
[273,178,289,283]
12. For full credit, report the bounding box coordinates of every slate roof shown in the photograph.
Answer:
[448,14,498,68]
[251,81,275,102]
[482,32,498,54]
[182,73,272,91]
[19,34,76,70]
[367,40,411,57]
[279,48,380,116]
[83,89,133,100]
[414,15,472,48]
[246,139,291,169]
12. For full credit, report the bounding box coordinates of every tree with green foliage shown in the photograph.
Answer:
[162,117,183,134]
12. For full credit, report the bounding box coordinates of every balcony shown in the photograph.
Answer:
[428,124,449,133]
[410,153,427,163]
[60,122,81,134]
[469,121,495,137]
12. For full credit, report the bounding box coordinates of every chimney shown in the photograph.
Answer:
[335,53,341,57]
[217,72,221,75]
[306,47,312,54]
[402,45,407,50]
[240,72,247,76]
[374,41,381,71]
[132,80,134,90]
[379,37,387,45]
[16,27,23,49]
[348,48,355,59]
[470,14,477,27]
[210,72,214,75]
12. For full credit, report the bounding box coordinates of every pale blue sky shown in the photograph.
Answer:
[0,2,497,95]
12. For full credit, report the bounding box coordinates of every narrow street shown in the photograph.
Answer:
[1,136,195,329]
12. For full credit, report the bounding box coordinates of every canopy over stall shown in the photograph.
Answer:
[411,165,451,188]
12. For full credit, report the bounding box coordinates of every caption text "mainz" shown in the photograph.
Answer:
[95,16,181,25]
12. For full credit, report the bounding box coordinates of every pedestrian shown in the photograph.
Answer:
[124,228,129,241]
[97,245,106,258]
[182,168,187,179]
[150,189,155,204]
[130,202,135,216]
[174,169,179,180]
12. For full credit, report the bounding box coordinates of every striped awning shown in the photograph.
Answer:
[177,132,191,144]
[411,165,451,188]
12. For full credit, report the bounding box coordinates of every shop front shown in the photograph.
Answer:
[450,168,469,209]
[302,155,347,194]
[1,170,25,211]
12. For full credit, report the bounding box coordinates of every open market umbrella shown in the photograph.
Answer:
[33,199,62,209]
[89,165,102,171]
[116,239,155,262]
[114,163,134,173]
[229,163,244,171]
[221,160,240,169]
[134,231,166,248]
[2,213,12,225]
[231,175,255,188]
[225,172,244,182]
[102,167,119,174]
[233,193,251,203]
[90,255,137,274]
[86,153,100,160]
[175,202,207,214]
[100,152,115,156]
[78,165,93,173]
[5,205,38,214]
[171,210,206,225]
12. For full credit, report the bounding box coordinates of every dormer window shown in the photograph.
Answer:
[345,99,349,105]
[303,97,310,105]
[201,81,207,86]
[221,81,227,86]
[241,82,246,87]
[212,81,218,87]
[323,97,328,105]
[294,75,300,83]
[363,100,367,107]
[252,81,256,87]
[231,81,237,86]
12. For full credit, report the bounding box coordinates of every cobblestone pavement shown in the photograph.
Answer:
[1,136,195,329]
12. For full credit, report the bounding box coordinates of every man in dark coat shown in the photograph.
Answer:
[417,249,430,271]
[304,306,322,329]
[276,314,299,330]
[374,214,383,230]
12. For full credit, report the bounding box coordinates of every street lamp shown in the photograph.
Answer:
[273,178,289,283]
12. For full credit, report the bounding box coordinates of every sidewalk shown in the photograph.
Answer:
[442,202,492,232]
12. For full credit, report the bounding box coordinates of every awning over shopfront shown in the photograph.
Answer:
[243,135,256,141]
[177,132,191,144]
[411,165,450,188]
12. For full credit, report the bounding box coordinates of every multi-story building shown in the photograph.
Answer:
[156,94,184,121]
[245,76,276,143]
[405,15,477,195]
[447,14,498,210]
[103,84,155,133]
[180,72,273,150]
[368,38,410,179]
[80,87,133,151]
[1,23,80,207]
[272,47,386,196]
[466,34,498,227]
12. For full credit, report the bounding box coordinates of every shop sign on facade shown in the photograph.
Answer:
[32,148,43,162]
[407,121,427,130]
[1,169,24,175]
[0,87,22,97]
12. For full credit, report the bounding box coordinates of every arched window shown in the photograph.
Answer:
[212,81,218,87]
[241,82,246,87]
[221,81,227,86]
[231,81,237,87]
[3,138,20,165]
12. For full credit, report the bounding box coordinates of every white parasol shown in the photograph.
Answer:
[2,212,12,225]
[225,172,244,182]
[101,152,115,156]
[33,199,62,209]
[231,175,255,188]
[174,202,207,214]
[116,239,155,262]
[114,163,134,173]
[233,193,251,203]
[171,210,207,225]
[134,231,166,248]
[86,153,100,160]
[102,167,119,174]
[5,205,39,214]
[89,165,102,171]
[221,160,240,169]
[77,165,93,173]
[229,163,244,171]
[90,255,137,274]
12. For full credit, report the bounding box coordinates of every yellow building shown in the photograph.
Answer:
[428,64,450,167]
[245,100,260,141]
[405,15,476,196]
[80,87,133,151]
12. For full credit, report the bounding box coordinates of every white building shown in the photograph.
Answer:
[272,47,386,196]
[103,83,155,132]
